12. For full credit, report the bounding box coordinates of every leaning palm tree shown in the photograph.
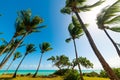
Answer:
[66,15,84,80]
[71,56,93,70]
[97,0,120,57]
[4,52,22,74]
[33,42,52,77]
[61,0,119,80]
[47,55,70,70]
[12,44,36,78]
[0,39,24,68]
[0,9,45,69]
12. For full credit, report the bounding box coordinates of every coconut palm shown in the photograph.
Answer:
[33,42,52,77]
[12,44,36,78]
[0,9,45,69]
[4,52,22,74]
[61,0,119,79]
[97,0,120,57]
[0,39,24,68]
[71,56,93,70]
[66,15,84,80]
[47,55,70,70]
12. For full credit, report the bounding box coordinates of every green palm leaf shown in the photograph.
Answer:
[102,1,120,24]
[79,0,105,11]
[108,27,120,32]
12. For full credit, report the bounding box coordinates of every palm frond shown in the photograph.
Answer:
[108,27,120,32]
[105,15,120,24]
[79,0,105,11]
[103,0,120,23]
[65,38,72,43]
[60,7,72,14]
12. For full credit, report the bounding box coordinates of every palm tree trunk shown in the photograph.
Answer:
[74,12,119,80]
[104,29,120,57]
[0,33,28,69]
[33,54,43,77]
[0,36,14,55]
[4,60,14,74]
[0,52,10,64]
[73,39,84,80]
[12,55,26,78]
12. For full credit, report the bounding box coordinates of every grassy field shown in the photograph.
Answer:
[0,74,110,80]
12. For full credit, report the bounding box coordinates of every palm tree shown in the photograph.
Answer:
[0,39,24,68]
[66,15,84,80]
[61,0,119,80]
[33,42,52,77]
[97,0,120,57]
[47,55,70,70]
[4,52,22,74]
[71,56,93,70]
[12,44,36,78]
[0,9,45,69]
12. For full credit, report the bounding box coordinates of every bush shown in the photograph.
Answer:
[83,71,99,77]
[64,69,80,80]
[100,70,108,78]
[100,68,120,78]
[53,69,69,76]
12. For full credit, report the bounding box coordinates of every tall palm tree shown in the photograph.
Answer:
[0,9,45,69]
[33,42,52,77]
[97,0,120,57]
[61,0,119,80]
[4,52,22,74]
[66,15,84,80]
[12,44,36,78]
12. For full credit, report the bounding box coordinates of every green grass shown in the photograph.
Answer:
[0,74,110,80]
[84,76,110,80]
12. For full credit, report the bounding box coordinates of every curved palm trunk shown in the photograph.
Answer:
[13,55,26,78]
[33,54,43,77]
[73,39,84,80]
[4,60,14,74]
[0,36,14,55]
[104,29,120,57]
[0,33,28,69]
[75,12,119,80]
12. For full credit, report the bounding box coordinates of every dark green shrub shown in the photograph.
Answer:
[64,69,80,80]
[83,71,99,77]
[53,69,69,76]
[100,68,120,78]
[113,68,120,78]
[100,70,108,78]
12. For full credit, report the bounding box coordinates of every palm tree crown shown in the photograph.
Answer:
[39,42,53,53]
[25,44,36,55]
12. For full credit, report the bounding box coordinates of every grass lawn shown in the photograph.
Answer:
[0,74,110,80]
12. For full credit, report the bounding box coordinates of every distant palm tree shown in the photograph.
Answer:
[97,0,120,57]
[47,55,70,70]
[66,15,84,80]
[12,44,36,78]
[61,0,119,80]
[71,56,93,70]
[4,52,22,74]
[0,9,45,69]
[33,42,52,77]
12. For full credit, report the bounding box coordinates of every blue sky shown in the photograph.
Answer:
[0,0,120,70]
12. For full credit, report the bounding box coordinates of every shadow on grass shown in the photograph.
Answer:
[0,77,14,80]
